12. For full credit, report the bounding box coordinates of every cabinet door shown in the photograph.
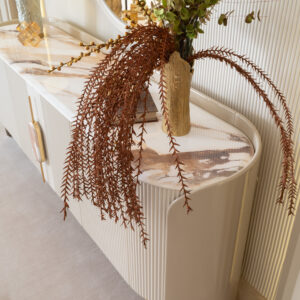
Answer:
[37,96,81,223]
[4,65,39,168]
[0,60,19,139]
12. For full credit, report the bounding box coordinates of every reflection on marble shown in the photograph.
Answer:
[0,23,104,119]
[132,109,254,190]
[0,22,255,191]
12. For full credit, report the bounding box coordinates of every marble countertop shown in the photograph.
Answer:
[0,22,102,120]
[0,22,255,191]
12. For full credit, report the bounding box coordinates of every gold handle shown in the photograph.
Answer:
[39,161,46,183]
[28,96,46,183]
[28,96,35,123]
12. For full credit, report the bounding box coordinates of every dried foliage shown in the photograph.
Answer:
[48,39,120,73]
[61,23,296,246]
[189,48,297,215]
[61,24,183,246]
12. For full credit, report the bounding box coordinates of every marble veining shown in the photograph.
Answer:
[0,22,255,191]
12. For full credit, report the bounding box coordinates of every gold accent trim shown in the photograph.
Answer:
[28,95,35,123]
[39,161,45,183]
[28,96,46,182]
[33,121,46,163]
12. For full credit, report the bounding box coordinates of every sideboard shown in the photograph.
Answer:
[0,19,262,300]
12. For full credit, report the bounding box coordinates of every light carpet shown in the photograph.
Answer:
[0,126,142,300]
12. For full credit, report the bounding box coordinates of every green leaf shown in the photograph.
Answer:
[257,9,261,22]
[162,0,168,8]
[173,25,183,34]
[245,11,255,24]
[187,31,197,39]
[199,3,208,10]
[173,18,183,34]
[206,0,218,5]
[198,8,206,18]
[154,8,164,16]
[173,0,182,10]
[190,9,198,17]
[186,24,194,32]
[218,14,226,25]
[180,6,190,20]
[165,11,177,22]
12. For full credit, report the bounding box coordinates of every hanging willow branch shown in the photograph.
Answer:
[189,48,296,215]
[61,24,184,246]
[61,23,296,248]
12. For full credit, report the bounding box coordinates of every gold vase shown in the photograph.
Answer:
[162,51,191,137]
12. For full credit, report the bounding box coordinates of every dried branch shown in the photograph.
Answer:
[60,19,297,249]
[190,49,297,215]
[159,68,192,212]
[61,24,178,246]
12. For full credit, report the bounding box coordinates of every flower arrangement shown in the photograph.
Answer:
[51,0,296,246]
[151,0,257,61]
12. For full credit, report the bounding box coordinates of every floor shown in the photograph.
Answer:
[0,125,143,300]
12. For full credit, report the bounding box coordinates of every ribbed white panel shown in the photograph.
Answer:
[41,0,299,297]
[128,183,180,300]
[79,182,180,300]
[192,1,300,299]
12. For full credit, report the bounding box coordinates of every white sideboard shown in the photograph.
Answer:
[0,19,261,300]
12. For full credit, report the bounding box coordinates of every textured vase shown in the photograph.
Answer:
[15,0,43,30]
[162,51,191,137]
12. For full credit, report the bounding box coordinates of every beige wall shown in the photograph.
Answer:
[38,0,300,299]
[44,0,123,40]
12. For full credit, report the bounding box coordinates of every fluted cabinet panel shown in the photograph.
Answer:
[127,184,180,300]
[192,1,300,299]
[79,182,180,300]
